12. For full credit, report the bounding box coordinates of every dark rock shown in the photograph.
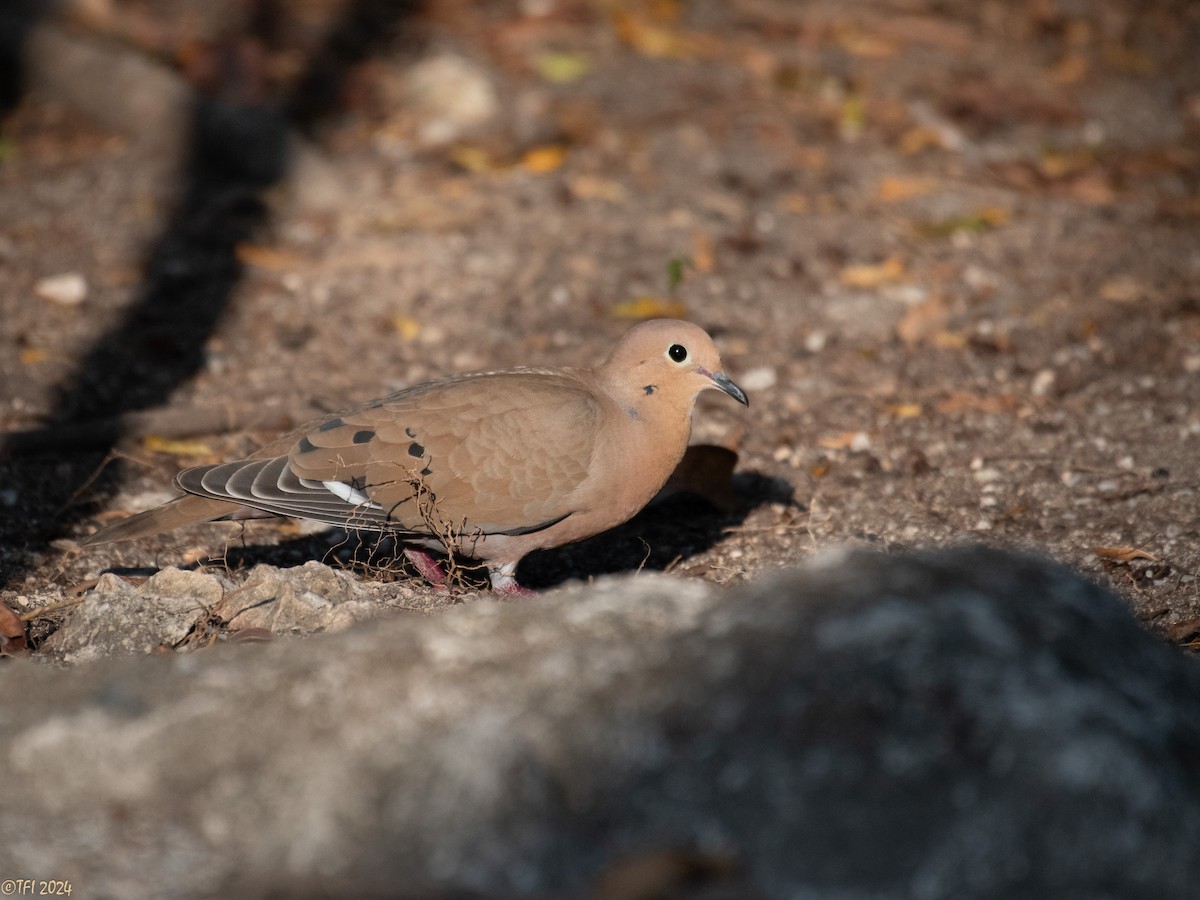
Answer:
[2,547,1198,898]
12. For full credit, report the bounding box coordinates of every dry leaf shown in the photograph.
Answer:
[0,602,27,657]
[930,330,969,349]
[20,347,49,365]
[897,295,951,345]
[449,145,494,173]
[612,10,693,59]
[886,402,924,419]
[1050,54,1089,84]
[839,255,907,288]
[914,207,1010,238]
[898,126,943,154]
[534,52,590,84]
[235,243,302,271]
[1094,546,1160,564]
[818,430,871,451]
[877,175,936,202]
[1099,277,1147,303]
[612,297,687,320]
[521,145,567,173]
[691,231,715,273]
[568,176,627,203]
[936,391,1017,414]
[390,316,421,340]
[1167,617,1200,643]
[1040,148,1094,179]
[835,28,897,59]
[143,435,214,457]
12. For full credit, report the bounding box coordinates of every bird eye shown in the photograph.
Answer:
[668,344,688,363]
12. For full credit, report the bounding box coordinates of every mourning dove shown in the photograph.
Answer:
[85,319,748,593]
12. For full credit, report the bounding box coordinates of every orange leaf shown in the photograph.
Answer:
[877,176,935,202]
[612,297,687,320]
[839,255,907,288]
[691,231,715,273]
[1093,546,1160,564]
[886,403,924,419]
[390,316,421,340]
[0,602,27,657]
[521,145,567,173]
[235,243,302,270]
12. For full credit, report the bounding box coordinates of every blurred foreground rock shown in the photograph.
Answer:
[3,547,1199,899]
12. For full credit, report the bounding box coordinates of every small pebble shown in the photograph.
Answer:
[739,366,777,391]
[34,272,88,306]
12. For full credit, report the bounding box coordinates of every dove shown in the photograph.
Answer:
[84,319,748,593]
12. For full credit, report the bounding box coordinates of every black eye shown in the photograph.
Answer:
[668,344,688,363]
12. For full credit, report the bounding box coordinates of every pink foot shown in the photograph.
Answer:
[403,547,449,590]
[489,562,535,597]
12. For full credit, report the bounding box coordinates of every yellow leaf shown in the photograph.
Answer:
[914,207,1010,238]
[886,403,924,419]
[20,347,48,365]
[234,244,302,271]
[449,145,494,173]
[839,255,907,288]
[390,316,421,340]
[877,176,936,202]
[612,297,687,320]
[521,145,567,174]
[143,435,214,457]
[534,52,590,84]
[931,330,969,349]
[613,10,692,58]
[839,94,866,143]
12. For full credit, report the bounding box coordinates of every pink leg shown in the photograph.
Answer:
[489,562,535,597]
[403,547,449,589]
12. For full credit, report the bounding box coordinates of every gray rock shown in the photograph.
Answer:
[214,560,386,633]
[41,568,225,664]
[2,547,1198,899]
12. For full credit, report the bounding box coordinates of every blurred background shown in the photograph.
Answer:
[1,0,1198,642]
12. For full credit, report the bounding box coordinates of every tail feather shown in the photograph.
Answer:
[83,495,245,545]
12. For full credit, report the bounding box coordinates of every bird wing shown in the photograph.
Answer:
[174,371,604,537]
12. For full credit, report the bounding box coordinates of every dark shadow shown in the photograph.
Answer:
[211,473,795,591]
[0,0,48,118]
[0,1,426,588]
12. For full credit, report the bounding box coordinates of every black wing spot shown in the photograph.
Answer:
[352,429,375,444]
[297,436,317,454]
[643,384,656,395]
[408,442,425,458]
[405,427,417,439]
[318,417,344,432]
[420,465,433,476]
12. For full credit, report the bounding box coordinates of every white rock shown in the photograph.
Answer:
[34,272,88,306]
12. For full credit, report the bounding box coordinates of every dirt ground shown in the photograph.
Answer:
[1,0,1198,657]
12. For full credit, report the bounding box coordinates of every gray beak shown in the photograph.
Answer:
[710,371,749,407]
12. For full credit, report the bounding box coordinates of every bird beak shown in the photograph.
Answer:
[706,370,749,407]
